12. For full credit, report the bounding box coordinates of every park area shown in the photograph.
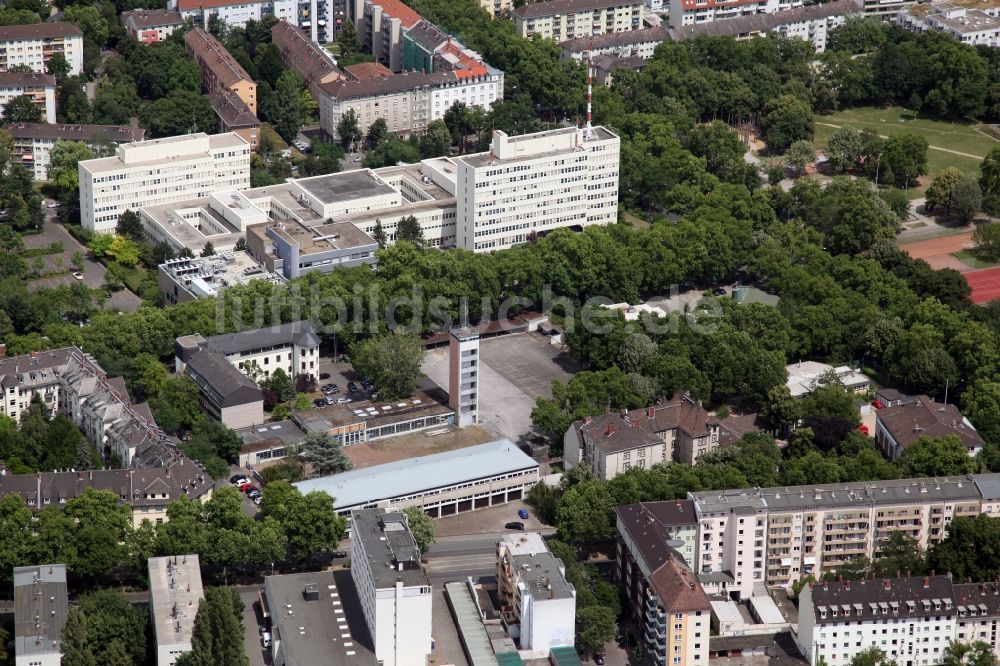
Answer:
[899,230,1000,303]
[813,106,994,196]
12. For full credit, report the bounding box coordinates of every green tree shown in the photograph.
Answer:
[200,241,215,257]
[761,95,813,152]
[1,95,41,123]
[926,167,963,216]
[871,531,926,579]
[577,605,616,655]
[556,479,614,544]
[784,140,815,174]
[419,119,452,158]
[395,215,423,247]
[980,145,1000,204]
[365,117,388,150]
[47,140,93,189]
[898,434,975,478]
[943,641,998,666]
[265,368,295,403]
[337,108,361,150]
[953,173,982,224]
[337,20,361,58]
[187,587,249,666]
[850,646,894,666]
[115,210,144,243]
[271,71,304,143]
[964,379,1000,447]
[261,482,347,561]
[403,506,436,552]
[761,385,799,434]
[362,135,420,168]
[139,90,216,138]
[973,223,1000,261]
[929,514,1000,582]
[882,133,928,188]
[299,432,352,476]
[61,608,97,666]
[371,219,387,248]
[45,52,71,79]
[350,332,424,400]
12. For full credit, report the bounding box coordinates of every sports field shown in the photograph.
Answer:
[813,107,992,193]
[899,233,1000,303]
[966,267,1000,303]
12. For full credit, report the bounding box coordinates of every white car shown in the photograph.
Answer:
[336,397,352,405]
[47,202,60,209]
[72,272,84,280]
[261,631,272,648]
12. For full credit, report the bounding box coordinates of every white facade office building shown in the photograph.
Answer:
[149,555,204,666]
[350,508,433,666]
[79,132,251,234]
[454,126,620,251]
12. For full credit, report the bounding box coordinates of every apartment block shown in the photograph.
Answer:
[158,251,285,304]
[690,476,988,597]
[210,89,260,149]
[0,72,55,124]
[615,506,711,666]
[185,27,257,114]
[4,121,144,181]
[448,327,479,427]
[480,0,515,17]
[121,9,185,44]
[875,394,985,461]
[0,23,83,76]
[14,564,67,666]
[149,555,204,666]
[79,132,251,233]
[512,0,645,40]
[355,0,422,72]
[668,0,858,51]
[668,0,802,28]
[496,533,576,657]
[560,24,668,59]
[897,0,1000,43]
[350,508,433,666]
[617,500,699,566]
[271,19,342,98]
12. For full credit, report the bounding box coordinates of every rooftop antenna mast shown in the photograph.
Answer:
[585,50,594,140]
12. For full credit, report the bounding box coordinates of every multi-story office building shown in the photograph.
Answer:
[512,0,645,40]
[615,506,711,666]
[690,476,987,598]
[158,251,285,304]
[667,0,859,52]
[185,28,257,114]
[271,20,342,98]
[0,23,83,76]
[0,72,55,123]
[79,132,251,233]
[149,555,204,666]
[4,122,144,181]
[448,327,479,427]
[350,508,433,666]
[121,9,185,44]
[453,125,619,251]
[668,0,802,28]
[14,564,67,666]
[875,394,985,461]
[496,533,576,657]
[560,24,668,59]
[210,89,260,150]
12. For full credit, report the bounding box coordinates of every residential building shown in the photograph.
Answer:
[263,571,378,666]
[356,0,422,72]
[564,393,763,478]
[157,250,285,305]
[185,27,257,114]
[616,500,699,566]
[149,555,204,666]
[512,0,645,40]
[785,360,871,398]
[798,576,959,666]
[178,344,265,429]
[898,0,1000,44]
[0,23,83,76]
[875,395,985,460]
[295,439,539,516]
[496,533,576,657]
[4,121,144,181]
[560,24,669,59]
[209,89,260,149]
[14,564,67,666]
[668,0,861,51]
[862,0,914,20]
[690,476,985,597]
[480,0,514,17]
[271,20,342,98]
[453,125,620,251]
[344,61,394,81]
[401,20,492,77]
[121,9,185,43]
[953,580,1000,658]
[350,508,433,666]
[590,53,647,85]
[448,327,479,427]
[79,132,251,234]
[171,0,270,32]
[615,506,711,666]
[169,0,346,42]
[668,0,801,29]
[0,72,55,123]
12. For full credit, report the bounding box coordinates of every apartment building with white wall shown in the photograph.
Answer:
[149,555,204,666]
[897,0,1000,44]
[350,508,433,666]
[0,23,83,76]
[4,122,144,181]
[79,132,251,234]
[513,0,645,40]
[496,533,576,658]
[121,9,185,44]
[616,505,711,666]
[560,25,668,59]
[668,0,802,29]
[453,125,620,251]
[0,72,55,123]
[14,565,67,666]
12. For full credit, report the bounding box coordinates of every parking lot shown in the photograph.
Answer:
[422,333,579,444]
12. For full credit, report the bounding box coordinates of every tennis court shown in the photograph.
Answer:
[966,266,1000,304]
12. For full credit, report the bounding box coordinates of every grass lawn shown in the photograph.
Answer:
[953,250,999,270]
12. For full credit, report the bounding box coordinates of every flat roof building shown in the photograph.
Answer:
[158,250,285,305]
[149,555,205,666]
[14,564,67,666]
[668,0,802,29]
[785,360,871,398]
[898,0,1000,44]
[0,22,83,76]
[5,121,144,181]
[350,508,432,666]
[80,132,251,234]
[295,438,539,516]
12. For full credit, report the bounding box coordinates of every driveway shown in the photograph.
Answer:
[26,206,142,312]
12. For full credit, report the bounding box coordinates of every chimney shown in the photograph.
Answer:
[605,423,616,436]
[884,580,891,590]
[845,580,851,591]
[647,406,655,418]
[923,577,929,589]
[584,415,592,425]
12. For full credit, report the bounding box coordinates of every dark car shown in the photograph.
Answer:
[518,508,529,520]
[332,550,348,559]
[713,287,727,296]
[593,654,605,665]
[313,398,326,408]
[505,521,525,531]
[247,488,262,499]
[348,382,359,392]
[230,474,246,484]
[319,372,330,380]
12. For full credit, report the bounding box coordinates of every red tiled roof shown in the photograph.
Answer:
[344,61,394,81]
[648,557,711,613]
[370,0,422,28]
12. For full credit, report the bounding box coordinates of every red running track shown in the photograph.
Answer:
[966,266,1000,304]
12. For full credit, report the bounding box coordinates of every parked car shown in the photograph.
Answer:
[859,424,870,436]
[872,399,885,409]
[354,155,363,162]
[369,392,378,401]
[247,488,262,499]
[239,482,254,492]
[232,477,251,487]
[518,508,529,520]
[348,382,359,392]
[47,202,60,208]
[72,272,84,280]
[324,395,337,405]
[253,495,263,505]
[593,653,605,665]
[332,550,348,558]
[713,287,727,296]
[230,474,247,484]
[336,397,352,405]
[504,521,525,531]
[313,398,327,408]
[319,372,330,380]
